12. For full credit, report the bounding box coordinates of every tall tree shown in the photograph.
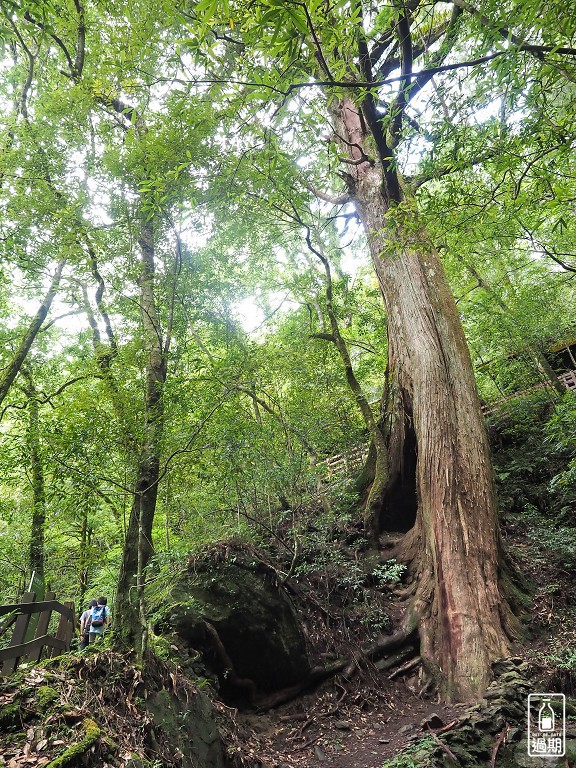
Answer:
[1,0,212,648]
[21,370,46,579]
[2,0,575,700]
[186,0,576,700]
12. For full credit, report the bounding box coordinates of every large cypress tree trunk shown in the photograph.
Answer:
[334,97,520,701]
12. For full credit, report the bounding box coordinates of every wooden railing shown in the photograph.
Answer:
[480,368,576,416]
[320,444,367,478]
[558,369,576,391]
[0,591,75,675]
[319,370,576,479]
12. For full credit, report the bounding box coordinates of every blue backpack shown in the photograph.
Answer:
[91,605,106,628]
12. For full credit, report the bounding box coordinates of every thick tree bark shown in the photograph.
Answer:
[333,96,519,701]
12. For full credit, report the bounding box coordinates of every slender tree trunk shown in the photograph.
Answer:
[24,377,46,579]
[79,510,90,604]
[307,234,387,542]
[333,97,519,701]
[115,220,167,650]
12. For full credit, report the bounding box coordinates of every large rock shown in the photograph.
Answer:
[153,546,310,698]
[146,688,226,768]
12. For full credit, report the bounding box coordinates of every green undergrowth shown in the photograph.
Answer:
[381,737,436,767]
[491,394,576,526]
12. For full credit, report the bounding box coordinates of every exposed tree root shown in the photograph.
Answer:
[490,722,510,768]
[362,625,417,658]
[254,659,349,710]
[418,678,434,697]
[388,656,421,679]
[202,620,258,701]
[197,578,420,710]
[425,725,458,765]
[375,645,417,671]
[391,583,416,602]
[253,627,420,709]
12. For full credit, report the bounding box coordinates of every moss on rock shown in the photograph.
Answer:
[146,687,226,768]
[152,548,310,696]
[36,685,59,710]
[0,700,21,728]
[46,718,101,768]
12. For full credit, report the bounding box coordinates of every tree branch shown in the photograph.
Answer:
[353,0,399,200]
[512,144,568,199]
[411,146,502,188]
[404,5,463,109]
[186,41,576,99]
[296,1,333,80]
[0,258,66,410]
[451,0,531,51]
[72,0,85,79]
[3,9,36,119]
[388,0,413,146]
[519,226,576,274]
[84,236,119,356]
[233,384,318,460]
[301,178,352,204]
[19,8,76,75]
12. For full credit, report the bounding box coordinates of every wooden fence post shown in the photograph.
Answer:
[2,592,35,675]
[28,591,56,664]
[51,601,76,658]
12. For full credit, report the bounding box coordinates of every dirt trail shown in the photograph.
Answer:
[237,679,467,767]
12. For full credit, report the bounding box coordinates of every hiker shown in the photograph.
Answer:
[79,599,97,650]
[88,596,111,644]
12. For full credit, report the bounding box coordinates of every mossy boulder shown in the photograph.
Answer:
[384,658,540,768]
[0,699,21,727]
[152,548,310,696]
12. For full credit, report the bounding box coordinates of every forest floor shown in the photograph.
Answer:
[235,680,467,768]
[1,518,575,768]
[228,518,576,768]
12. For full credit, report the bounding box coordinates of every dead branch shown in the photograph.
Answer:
[426,725,459,764]
[490,722,510,768]
[388,656,421,679]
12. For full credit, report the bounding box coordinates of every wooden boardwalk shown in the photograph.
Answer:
[481,368,576,415]
[320,368,576,477]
